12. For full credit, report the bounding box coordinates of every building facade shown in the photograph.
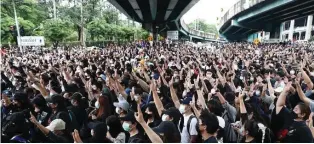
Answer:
[280,15,314,41]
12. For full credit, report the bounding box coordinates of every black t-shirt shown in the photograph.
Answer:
[277,107,313,143]
[203,136,218,143]
[128,133,144,143]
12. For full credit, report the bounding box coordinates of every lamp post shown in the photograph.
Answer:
[12,0,22,53]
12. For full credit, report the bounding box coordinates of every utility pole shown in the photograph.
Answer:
[80,0,85,48]
[12,0,22,53]
[52,0,56,19]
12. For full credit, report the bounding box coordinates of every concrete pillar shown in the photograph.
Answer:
[305,15,313,40]
[288,20,295,40]
[280,23,284,41]
[190,36,192,42]
[299,32,301,40]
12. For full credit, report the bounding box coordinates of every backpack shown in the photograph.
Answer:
[187,115,203,143]
[57,110,79,131]
[222,110,237,143]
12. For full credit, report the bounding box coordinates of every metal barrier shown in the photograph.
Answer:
[220,0,265,26]
[180,18,216,39]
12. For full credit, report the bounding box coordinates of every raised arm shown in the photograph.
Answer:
[135,101,163,143]
[151,80,165,116]
[276,82,292,114]
[296,81,312,106]
[169,77,181,109]
[301,62,314,90]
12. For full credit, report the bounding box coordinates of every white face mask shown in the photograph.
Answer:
[290,70,295,75]
[179,105,186,114]
[95,101,100,109]
[91,129,94,136]
[211,89,216,94]
[34,107,40,112]
[134,95,139,101]
[115,107,120,114]
[250,77,254,81]
[240,76,244,80]
[255,90,261,96]
[173,74,178,77]
[162,114,168,121]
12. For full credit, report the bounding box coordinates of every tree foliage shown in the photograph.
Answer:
[187,19,218,35]
[42,19,74,47]
[0,0,149,45]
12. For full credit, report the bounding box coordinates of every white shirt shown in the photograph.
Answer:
[180,114,198,143]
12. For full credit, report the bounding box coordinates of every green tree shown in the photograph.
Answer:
[187,19,218,35]
[1,0,49,44]
[42,19,74,48]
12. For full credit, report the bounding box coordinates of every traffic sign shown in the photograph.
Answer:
[19,36,45,46]
[167,31,178,40]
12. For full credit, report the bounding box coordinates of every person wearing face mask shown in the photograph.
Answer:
[240,120,264,143]
[276,82,313,142]
[144,103,161,128]
[31,95,52,126]
[46,94,73,133]
[106,115,127,143]
[67,92,88,130]
[161,107,183,132]
[83,122,112,143]
[179,96,199,143]
[120,112,144,143]
[113,100,129,118]
[197,110,219,143]
[2,92,34,118]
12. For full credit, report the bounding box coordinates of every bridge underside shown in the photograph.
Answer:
[108,0,198,36]
[220,0,314,41]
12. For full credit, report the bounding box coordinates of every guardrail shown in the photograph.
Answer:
[180,18,216,39]
[220,0,265,26]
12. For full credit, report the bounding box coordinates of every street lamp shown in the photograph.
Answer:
[12,0,22,53]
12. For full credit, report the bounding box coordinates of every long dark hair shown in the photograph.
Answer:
[106,115,125,138]
[96,96,111,119]
[243,120,263,143]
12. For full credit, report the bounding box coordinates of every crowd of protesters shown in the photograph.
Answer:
[1,41,314,143]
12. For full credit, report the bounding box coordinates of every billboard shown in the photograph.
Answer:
[167,31,179,40]
[19,36,45,46]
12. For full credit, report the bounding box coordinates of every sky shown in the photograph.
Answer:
[183,0,239,25]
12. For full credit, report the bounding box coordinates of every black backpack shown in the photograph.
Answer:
[186,115,203,143]
[56,110,79,131]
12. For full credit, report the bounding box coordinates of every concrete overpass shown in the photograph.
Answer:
[219,0,314,41]
[108,0,217,41]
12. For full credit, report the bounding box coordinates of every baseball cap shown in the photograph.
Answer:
[181,96,193,105]
[12,92,28,102]
[162,107,181,118]
[71,92,82,101]
[46,119,66,131]
[274,87,284,93]
[87,121,105,130]
[2,89,12,97]
[46,94,65,105]
[120,111,136,122]
[152,121,177,134]
[113,101,130,111]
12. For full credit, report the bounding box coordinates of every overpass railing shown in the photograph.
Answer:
[180,18,216,39]
[220,0,265,26]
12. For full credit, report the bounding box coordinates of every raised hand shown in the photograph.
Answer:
[134,102,145,124]
[29,112,38,124]
[72,129,83,143]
